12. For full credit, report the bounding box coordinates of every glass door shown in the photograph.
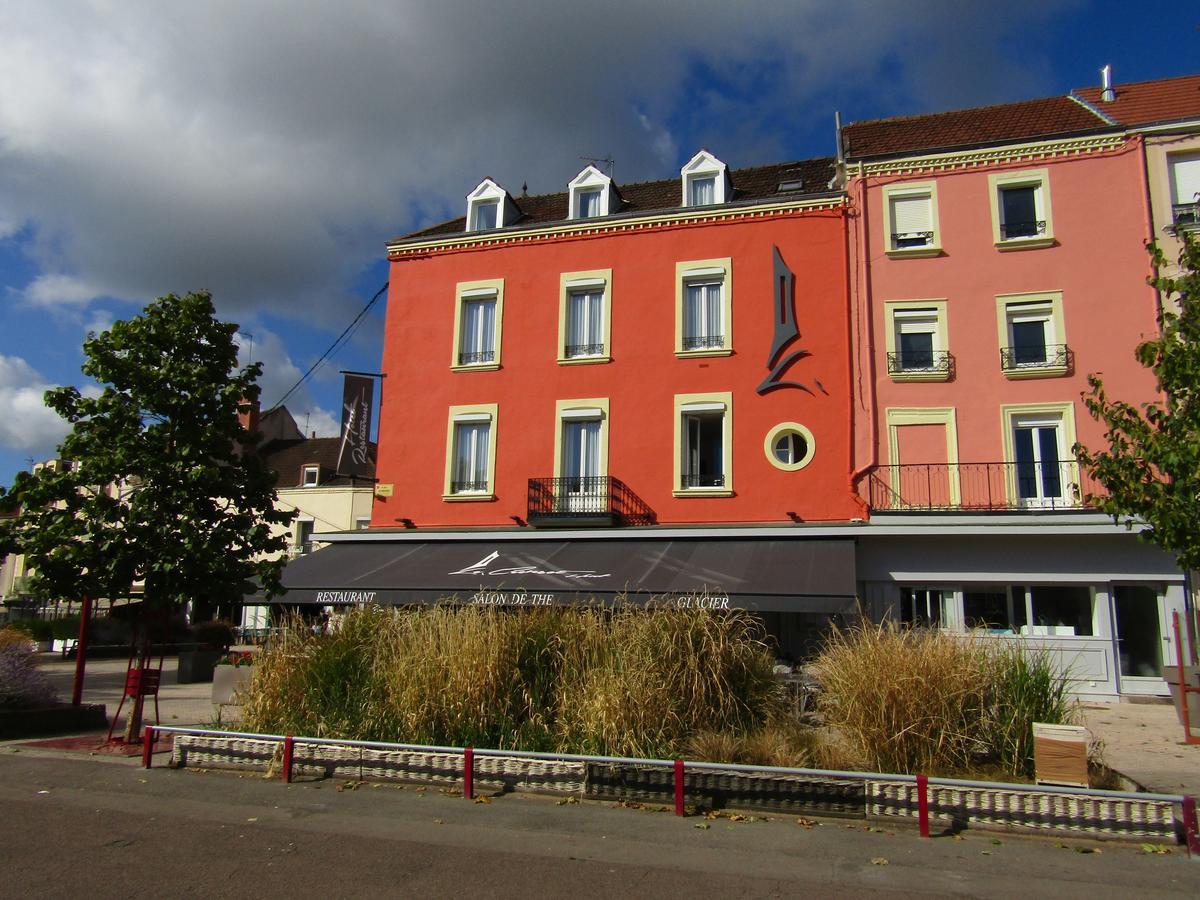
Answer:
[1012,418,1067,508]
[561,419,601,512]
[1113,585,1180,695]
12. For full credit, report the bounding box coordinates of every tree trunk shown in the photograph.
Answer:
[123,629,151,743]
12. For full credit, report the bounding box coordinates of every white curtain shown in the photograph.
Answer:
[562,420,600,481]
[462,298,495,355]
[454,423,488,486]
[579,190,601,217]
[568,290,602,352]
[690,177,715,205]
[685,282,721,341]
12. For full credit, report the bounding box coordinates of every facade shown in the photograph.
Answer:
[277,72,1200,699]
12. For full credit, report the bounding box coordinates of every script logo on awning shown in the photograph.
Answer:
[449,550,610,580]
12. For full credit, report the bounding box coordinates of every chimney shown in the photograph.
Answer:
[1100,64,1115,102]
[238,398,261,435]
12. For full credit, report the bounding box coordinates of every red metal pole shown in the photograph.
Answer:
[674,759,685,817]
[1182,796,1200,858]
[464,747,474,800]
[71,594,92,707]
[917,774,930,838]
[282,736,294,783]
[141,726,154,768]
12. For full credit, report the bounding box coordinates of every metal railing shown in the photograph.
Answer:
[681,473,725,489]
[682,335,725,351]
[864,461,1103,512]
[450,480,489,494]
[1000,343,1071,372]
[565,343,605,358]
[527,475,655,525]
[886,350,953,376]
[457,350,495,366]
[999,219,1047,240]
[1173,202,1199,228]
[890,230,934,248]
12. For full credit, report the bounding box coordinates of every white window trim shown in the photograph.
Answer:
[675,258,733,357]
[994,291,1068,379]
[465,178,511,232]
[763,422,816,472]
[680,150,730,207]
[451,278,504,371]
[673,391,733,497]
[882,182,942,258]
[988,168,1054,249]
[301,465,320,487]
[557,269,613,365]
[443,403,498,501]
[999,402,1080,509]
[883,299,950,382]
[568,165,614,219]
[552,398,610,481]
[1169,153,1200,230]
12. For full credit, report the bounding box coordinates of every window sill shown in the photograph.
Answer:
[889,370,951,383]
[675,348,733,359]
[1001,365,1069,380]
[994,236,1055,251]
[556,355,612,366]
[450,362,501,373]
[441,492,496,502]
[885,245,942,259]
[672,488,734,498]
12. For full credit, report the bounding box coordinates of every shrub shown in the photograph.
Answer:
[0,628,59,708]
[814,620,1078,778]
[241,604,781,758]
[50,616,81,641]
[8,619,54,642]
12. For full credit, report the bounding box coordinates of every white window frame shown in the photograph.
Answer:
[557,270,612,364]
[675,258,732,356]
[995,291,1067,378]
[552,398,610,509]
[1000,402,1079,510]
[295,518,315,554]
[451,279,504,371]
[568,165,614,219]
[465,178,511,232]
[354,517,371,530]
[443,404,499,501]
[680,150,729,208]
[1169,153,1200,229]
[301,465,320,487]
[882,182,941,257]
[763,422,815,472]
[884,299,949,382]
[673,392,733,497]
[988,168,1054,249]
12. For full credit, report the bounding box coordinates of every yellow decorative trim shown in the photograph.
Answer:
[883,299,950,383]
[852,134,1125,178]
[442,403,498,501]
[551,398,610,480]
[763,422,816,471]
[987,168,1054,249]
[673,391,733,496]
[994,291,1068,379]
[387,197,846,257]
[675,258,733,356]
[884,407,961,505]
[556,269,613,365]
[450,279,505,372]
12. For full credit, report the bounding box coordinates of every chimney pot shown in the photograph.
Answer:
[1100,64,1115,102]
[238,397,261,434]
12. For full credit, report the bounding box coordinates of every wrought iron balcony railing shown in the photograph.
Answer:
[999,343,1070,372]
[886,350,953,376]
[450,480,489,494]
[681,473,725,489]
[1172,202,1199,228]
[565,342,605,358]
[863,461,1103,512]
[457,350,495,366]
[999,219,1047,240]
[682,335,725,351]
[526,476,655,526]
[891,230,934,248]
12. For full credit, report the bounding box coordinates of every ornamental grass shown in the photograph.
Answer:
[240,603,781,759]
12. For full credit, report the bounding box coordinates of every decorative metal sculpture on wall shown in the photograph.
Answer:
[756,246,827,396]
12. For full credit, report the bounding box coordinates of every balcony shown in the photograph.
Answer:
[886,350,953,379]
[1172,202,1198,229]
[999,343,1071,376]
[864,461,1103,512]
[527,476,655,526]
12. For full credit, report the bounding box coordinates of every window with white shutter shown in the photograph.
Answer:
[882,183,941,256]
[1171,155,1200,227]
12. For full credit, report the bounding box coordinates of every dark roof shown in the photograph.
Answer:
[843,95,1109,160]
[1073,73,1200,127]
[263,437,377,488]
[395,157,839,242]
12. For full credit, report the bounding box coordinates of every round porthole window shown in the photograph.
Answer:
[764,423,815,471]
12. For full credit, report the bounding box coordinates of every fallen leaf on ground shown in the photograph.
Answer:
[473,796,492,804]
[694,823,710,830]
[795,818,816,828]
[1140,844,1171,855]
[870,857,888,866]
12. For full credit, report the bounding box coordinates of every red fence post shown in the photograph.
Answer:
[1183,796,1200,858]
[141,726,154,768]
[674,759,685,817]
[282,736,294,783]
[464,747,474,800]
[917,774,930,838]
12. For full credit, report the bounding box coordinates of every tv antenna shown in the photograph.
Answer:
[239,330,255,365]
[579,155,615,178]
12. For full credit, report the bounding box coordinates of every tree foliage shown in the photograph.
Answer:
[1078,234,1200,570]
[0,291,294,611]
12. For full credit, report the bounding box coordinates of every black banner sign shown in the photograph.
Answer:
[336,374,375,478]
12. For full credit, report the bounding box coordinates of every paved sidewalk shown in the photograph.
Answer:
[1083,702,1199,797]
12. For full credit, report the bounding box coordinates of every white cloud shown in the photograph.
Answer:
[0,355,70,453]
[23,273,104,308]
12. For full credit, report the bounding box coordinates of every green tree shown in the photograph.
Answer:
[1077,234,1200,570]
[0,291,294,736]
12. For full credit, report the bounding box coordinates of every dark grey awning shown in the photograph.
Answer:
[265,537,857,613]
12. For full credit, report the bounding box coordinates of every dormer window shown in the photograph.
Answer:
[568,166,613,220]
[680,150,729,208]
[301,465,319,487]
[465,178,516,232]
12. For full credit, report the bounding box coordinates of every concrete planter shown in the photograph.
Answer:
[176,649,222,684]
[211,665,253,706]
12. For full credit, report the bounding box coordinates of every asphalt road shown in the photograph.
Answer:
[0,750,1196,899]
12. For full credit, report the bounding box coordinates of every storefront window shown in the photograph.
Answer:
[1027,585,1093,636]
[963,586,1025,633]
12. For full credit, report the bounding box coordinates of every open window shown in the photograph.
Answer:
[1169,154,1200,229]
[674,393,733,496]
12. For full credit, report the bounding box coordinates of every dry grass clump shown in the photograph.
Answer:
[241,604,781,758]
[685,718,849,769]
[814,620,1079,778]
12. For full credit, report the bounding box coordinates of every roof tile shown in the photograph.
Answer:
[1073,73,1200,127]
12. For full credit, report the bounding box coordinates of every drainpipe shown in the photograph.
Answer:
[849,163,879,490]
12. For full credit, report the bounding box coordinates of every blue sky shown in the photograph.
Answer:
[0,0,1196,486]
